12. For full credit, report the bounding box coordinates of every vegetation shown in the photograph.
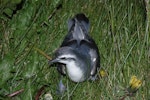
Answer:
[0,0,149,99]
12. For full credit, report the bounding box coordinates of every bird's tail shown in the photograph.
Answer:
[68,13,90,35]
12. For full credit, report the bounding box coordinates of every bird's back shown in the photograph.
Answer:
[58,13,100,77]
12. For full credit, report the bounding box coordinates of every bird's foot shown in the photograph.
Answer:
[56,79,66,95]
[89,74,99,81]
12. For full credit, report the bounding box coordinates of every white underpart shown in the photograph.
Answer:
[66,61,85,82]
[59,55,86,82]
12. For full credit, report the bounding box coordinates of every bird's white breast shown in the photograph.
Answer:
[66,62,86,82]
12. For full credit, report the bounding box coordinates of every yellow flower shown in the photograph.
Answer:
[129,75,142,92]
[99,69,107,77]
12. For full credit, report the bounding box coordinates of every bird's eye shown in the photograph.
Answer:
[61,57,66,60]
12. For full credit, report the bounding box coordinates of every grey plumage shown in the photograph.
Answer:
[49,13,100,93]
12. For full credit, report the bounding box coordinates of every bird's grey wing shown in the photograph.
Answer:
[89,47,100,76]
[88,39,100,76]
[89,40,100,76]
[80,39,100,76]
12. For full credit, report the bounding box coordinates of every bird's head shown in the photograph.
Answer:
[49,47,77,65]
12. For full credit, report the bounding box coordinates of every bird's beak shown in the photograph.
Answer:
[49,58,60,65]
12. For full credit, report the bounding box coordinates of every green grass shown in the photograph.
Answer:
[0,0,149,100]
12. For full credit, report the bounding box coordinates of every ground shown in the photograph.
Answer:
[0,0,149,100]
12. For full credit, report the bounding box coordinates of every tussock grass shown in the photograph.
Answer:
[0,0,149,100]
